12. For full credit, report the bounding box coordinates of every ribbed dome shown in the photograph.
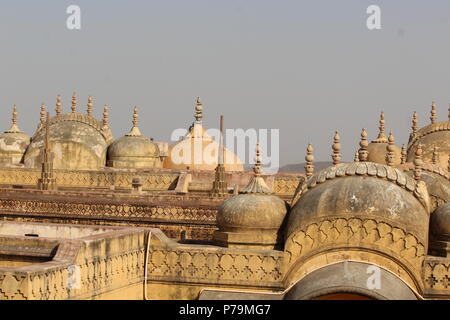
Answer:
[430,202,450,240]
[24,104,114,170]
[287,162,430,241]
[407,121,450,168]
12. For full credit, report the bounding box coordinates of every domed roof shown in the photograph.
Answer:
[407,104,450,168]
[287,162,430,241]
[163,98,244,172]
[107,107,161,168]
[0,106,30,166]
[214,144,287,249]
[430,202,450,240]
[367,113,401,165]
[24,95,114,170]
[397,161,450,212]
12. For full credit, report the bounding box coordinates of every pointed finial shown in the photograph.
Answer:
[354,151,360,162]
[331,131,341,165]
[375,111,387,142]
[401,144,407,164]
[242,143,272,194]
[71,92,77,113]
[126,107,142,136]
[432,146,439,165]
[386,132,396,166]
[55,95,62,116]
[253,142,263,176]
[411,111,418,134]
[40,103,46,125]
[102,105,109,127]
[414,145,423,181]
[6,105,21,133]
[194,97,203,123]
[304,143,314,177]
[87,96,93,116]
[430,101,437,124]
[358,128,369,162]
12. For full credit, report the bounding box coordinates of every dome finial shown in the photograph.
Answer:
[331,131,341,165]
[6,105,21,133]
[414,145,423,181]
[432,146,439,165]
[354,151,359,162]
[126,107,142,136]
[194,97,203,123]
[102,105,109,128]
[71,92,77,113]
[87,96,93,116]
[401,144,407,164]
[40,103,46,125]
[305,143,314,177]
[411,111,418,134]
[375,111,387,142]
[386,132,396,166]
[242,143,272,194]
[430,101,437,124]
[358,128,369,162]
[55,95,62,116]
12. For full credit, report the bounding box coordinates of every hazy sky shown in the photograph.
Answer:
[1,1,450,166]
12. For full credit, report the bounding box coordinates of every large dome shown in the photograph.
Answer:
[24,112,114,170]
[284,162,430,290]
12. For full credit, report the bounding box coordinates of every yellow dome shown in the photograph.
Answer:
[164,123,244,171]
[107,108,161,169]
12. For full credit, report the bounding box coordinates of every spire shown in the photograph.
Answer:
[39,103,46,126]
[354,151,359,162]
[331,131,341,165]
[411,111,418,134]
[374,112,387,143]
[194,97,203,123]
[37,112,56,191]
[358,128,369,162]
[432,146,439,165]
[430,101,437,124]
[401,144,407,165]
[126,107,142,136]
[414,145,423,181]
[211,115,227,197]
[102,105,109,128]
[55,95,62,116]
[242,143,272,194]
[5,105,21,133]
[71,92,77,113]
[304,143,314,177]
[386,132,396,166]
[87,96,93,116]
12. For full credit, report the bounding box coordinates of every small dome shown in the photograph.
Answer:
[430,202,450,240]
[219,194,287,230]
[367,142,402,165]
[214,144,287,249]
[0,106,30,166]
[107,107,161,169]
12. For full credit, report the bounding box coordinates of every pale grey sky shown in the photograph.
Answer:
[1,1,450,166]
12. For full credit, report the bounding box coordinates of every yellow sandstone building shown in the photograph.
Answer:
[0,94,449,300]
